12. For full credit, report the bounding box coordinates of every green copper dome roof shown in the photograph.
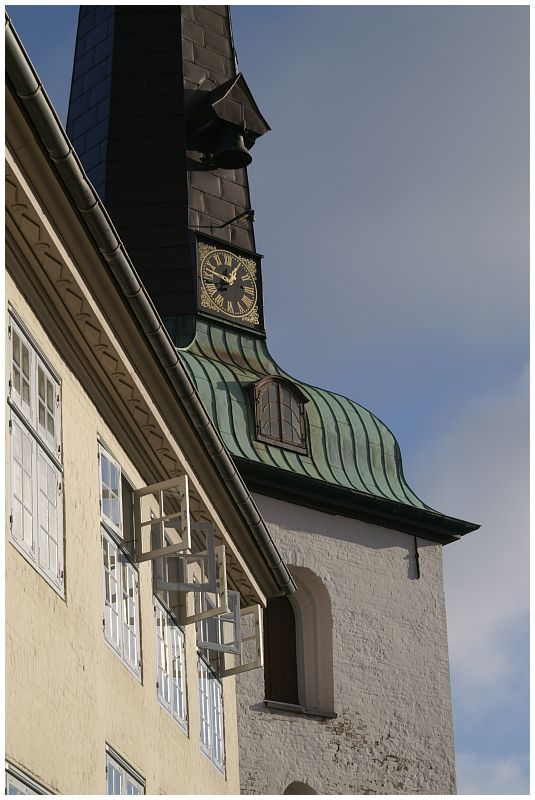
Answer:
[179,320,424,505]
[177,319,478,543]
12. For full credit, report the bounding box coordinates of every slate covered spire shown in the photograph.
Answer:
[67,6,264,326]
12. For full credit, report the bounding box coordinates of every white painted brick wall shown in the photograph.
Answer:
[236,494,457,795]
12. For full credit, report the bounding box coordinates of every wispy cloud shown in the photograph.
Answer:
[412,365,528,700]
[410,366,529,791]
[456,752,529,795]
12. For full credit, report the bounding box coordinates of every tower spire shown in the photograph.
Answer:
[67,6,269,336]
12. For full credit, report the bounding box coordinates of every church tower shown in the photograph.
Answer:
[68,7,478,794]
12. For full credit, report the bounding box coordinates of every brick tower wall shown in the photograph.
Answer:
[236,494,457,795]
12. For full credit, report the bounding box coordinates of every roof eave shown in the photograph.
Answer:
[235,458,480,546]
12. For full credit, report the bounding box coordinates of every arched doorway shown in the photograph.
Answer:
[283,781,317,794]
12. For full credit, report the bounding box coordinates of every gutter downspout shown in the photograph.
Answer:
[5,13,296,596]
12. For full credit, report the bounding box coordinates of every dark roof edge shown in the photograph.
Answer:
[235,458,480,546]
[5,13,296,597]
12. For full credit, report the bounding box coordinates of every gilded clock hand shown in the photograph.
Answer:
[227,265,240,285]
[207,269,232,284]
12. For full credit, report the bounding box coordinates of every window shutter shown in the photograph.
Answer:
[264,595,299,703]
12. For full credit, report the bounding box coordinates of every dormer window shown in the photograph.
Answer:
[253,377,308,454]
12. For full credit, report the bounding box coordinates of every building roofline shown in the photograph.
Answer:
[235,459,480,545]
[179,319,480,543]
[5,12,296,597]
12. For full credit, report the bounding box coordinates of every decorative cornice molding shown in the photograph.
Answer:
[5,157,259,604]
[6,164,181,478]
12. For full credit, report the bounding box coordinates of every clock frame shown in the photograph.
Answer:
[196,236,264,332]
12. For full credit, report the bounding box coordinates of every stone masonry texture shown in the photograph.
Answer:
[181,5,256,253]
[236,494,457,795]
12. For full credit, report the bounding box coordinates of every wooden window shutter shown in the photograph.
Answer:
[264,595,299,705]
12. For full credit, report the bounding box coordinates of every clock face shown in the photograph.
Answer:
[199,244,260,326]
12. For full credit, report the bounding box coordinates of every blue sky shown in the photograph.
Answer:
[7,5,529,794]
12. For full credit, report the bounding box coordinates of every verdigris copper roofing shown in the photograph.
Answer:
[179,319,479,544]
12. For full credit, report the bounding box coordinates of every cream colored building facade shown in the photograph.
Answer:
[6,276,242,794]
[5,17,294,795]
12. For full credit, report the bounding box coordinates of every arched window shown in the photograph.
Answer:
[253,377,308,453]
[263,567,334,716]
[264,595,299,705]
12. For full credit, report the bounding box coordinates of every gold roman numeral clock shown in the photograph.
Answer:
[197,239,263,331]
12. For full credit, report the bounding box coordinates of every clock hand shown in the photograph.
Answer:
[208,269,231,284]
[227,265,240,285]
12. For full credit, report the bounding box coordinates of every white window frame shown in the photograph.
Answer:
[154,599,188,730]
[197,589,241,655]
[134,476,191,563]
[36,357,60,455]
[99,445,141,678]
[9,318,35,423]
[134,479,221,600]
[106,750,144,795]
[182,544,228,625]
[101,527,141,677]
[8,315,64,594]
[99,447,123,537]
[198,655,225,773]
[5,762,51,794]
[168,521,218,593]
[135,477,230,624]
[219,603,264,677]
[196,589,264,678]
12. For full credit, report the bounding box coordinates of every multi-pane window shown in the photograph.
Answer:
[106,752,144,795]
[155,600,188,729]
[151,523,181,616]
[254,378,308,453]
[100,446,140,677]
[102,534,121,649]
[100,449,122,534]
[11,324,32,417]
[37,361,58,451]
[198,656,225,772]
[196,589,241,657]
[5,763,49,794]
[8,316,63,592]
[6,776,32,796]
